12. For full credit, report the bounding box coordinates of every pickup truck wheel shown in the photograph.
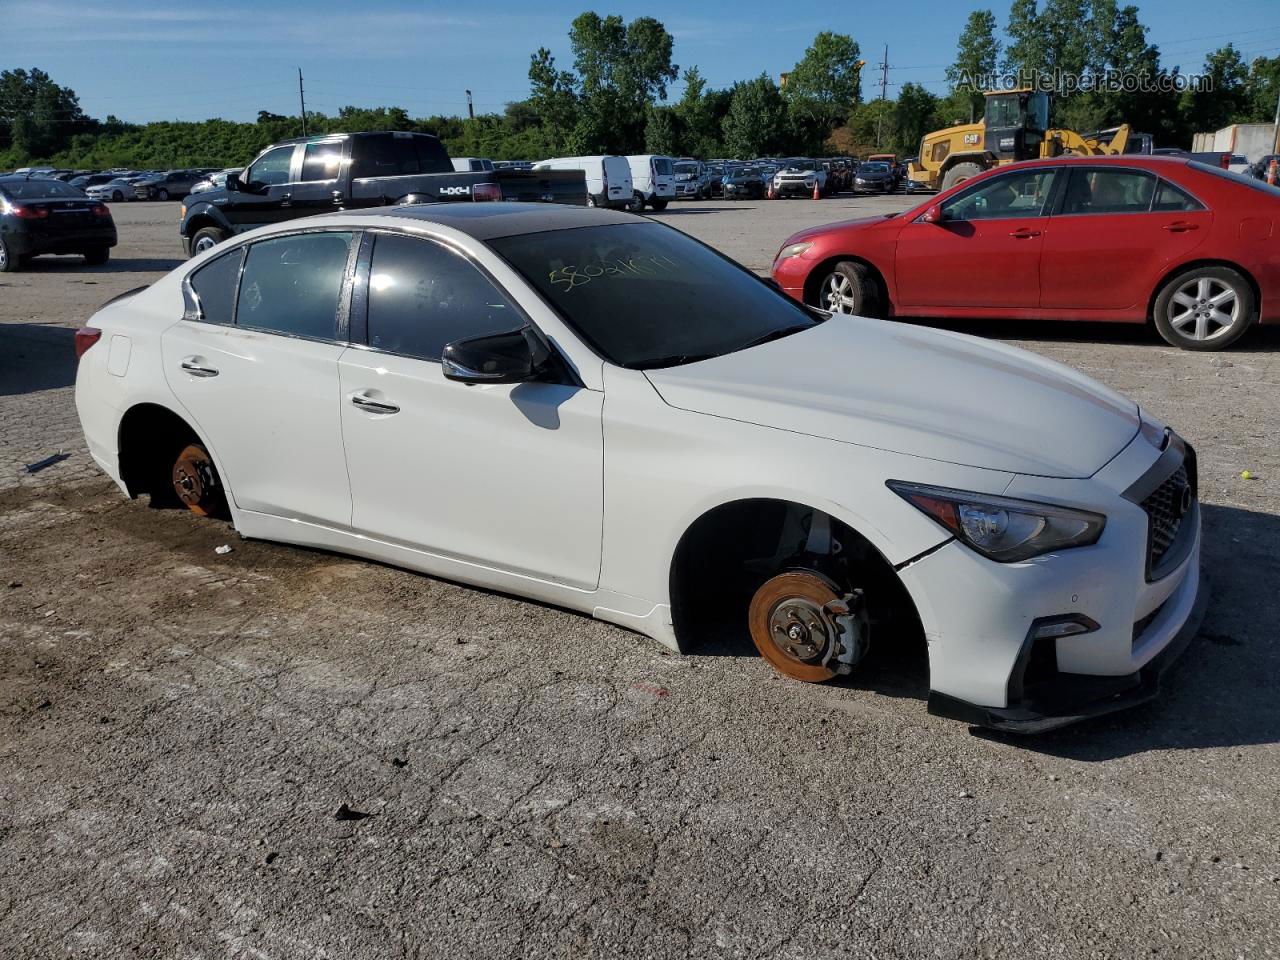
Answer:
[814,261,881,317]
[1153,266,1255,351]
[941,161,985,191]
[626,192,646,213]
[749,570,867,683]
[172,443,227,517]
[190,226,229,256]
[157,188,170,201]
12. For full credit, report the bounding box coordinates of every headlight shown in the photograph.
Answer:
[776,241,813,259]
[887,481,1105,562]
[855,178,866,184]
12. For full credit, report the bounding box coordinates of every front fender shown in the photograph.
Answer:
[180,201,232,238]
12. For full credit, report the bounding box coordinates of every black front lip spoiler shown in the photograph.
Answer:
[929,572,1210,734]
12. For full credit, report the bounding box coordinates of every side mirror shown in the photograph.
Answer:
[918,203,943,224]
[442,326,548,385]
[225,172,242,192]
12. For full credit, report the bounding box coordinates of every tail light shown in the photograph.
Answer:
[74,327,102,360]
[10,204,49,220]
[472,182,501,202]
[90,204,111,218]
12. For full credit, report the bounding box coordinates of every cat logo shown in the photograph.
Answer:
[440,185,471,196]
[963,133,980,145]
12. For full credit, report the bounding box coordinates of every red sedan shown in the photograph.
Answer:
[771,155,1280,350]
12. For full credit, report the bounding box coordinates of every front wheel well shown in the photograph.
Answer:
[802,255,890,313]
[182,213,224,239]
[117,403,205,502]
[668,498,925,670]
[1147,259,1262,324]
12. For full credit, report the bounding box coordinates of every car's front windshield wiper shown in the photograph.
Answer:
[735,323,816,352]
[633,353,718,370]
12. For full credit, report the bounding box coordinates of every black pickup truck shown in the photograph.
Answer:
[179,131,586,256]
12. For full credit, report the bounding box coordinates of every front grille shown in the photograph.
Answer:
[1142,465,1189,570]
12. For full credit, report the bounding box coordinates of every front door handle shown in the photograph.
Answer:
[280,192,292,207]
[180,357,219,378]
[1163,221,1199,232]
[332,190,346,205]
[351,392,400,415]
[1009,227,1041,239]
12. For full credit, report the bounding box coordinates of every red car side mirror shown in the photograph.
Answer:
[919,203,943,224]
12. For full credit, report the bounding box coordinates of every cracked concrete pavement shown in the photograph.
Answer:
[1,198,1278,958]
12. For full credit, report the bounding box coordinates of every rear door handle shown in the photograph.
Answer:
[1163,221,1198,232]
[1009,228,1041,239]
[351,392,400,415]
[180,357,219,377]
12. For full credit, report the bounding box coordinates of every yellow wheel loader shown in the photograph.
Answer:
[907,90,1144,192]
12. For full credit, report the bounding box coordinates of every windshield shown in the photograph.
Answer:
[858,163,889,174]
[2,179,86,199]
[489,222,822,369]
[674,162,699,175]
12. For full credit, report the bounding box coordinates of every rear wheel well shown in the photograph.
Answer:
[802,256,890,313]
[1147,259,1262,324]
[118,403,205,504]
[669,498,925,672]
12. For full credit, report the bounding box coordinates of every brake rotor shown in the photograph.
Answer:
[172,443,222,517]
[748,570,864,683]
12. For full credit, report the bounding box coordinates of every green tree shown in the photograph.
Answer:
[1180,44,1250,134]
[565,12,677,152]
[893,83,941,155]
[528,47,580,154]
[1003,0,1046,81]
[644,105,680,154]
[0,68,88,159]
[1246,55,1280,124]
[721,74,788,158]
[783,31,864,132]
[947,10,1001,121]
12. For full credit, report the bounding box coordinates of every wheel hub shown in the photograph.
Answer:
[172,444,221,516]
[748,570,870,682]
[771,598,832,663]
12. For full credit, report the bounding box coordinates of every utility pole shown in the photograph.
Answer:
[466,90,474,120]
[875,45,889,148]
[1270,86,1280,185]
[298,68,308,137]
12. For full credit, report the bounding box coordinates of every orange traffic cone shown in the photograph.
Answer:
[767,181,775,200]
[812,181,821,200]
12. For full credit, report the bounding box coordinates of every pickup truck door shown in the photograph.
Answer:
[287,138,349,217]
[338,231,604,589]
[221,143,301,233]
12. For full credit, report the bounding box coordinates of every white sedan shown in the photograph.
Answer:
[85,178,136,203]
[74,203,1205,732]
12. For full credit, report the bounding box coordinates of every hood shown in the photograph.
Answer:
[782,215,893,247]
[644,317,1139,479]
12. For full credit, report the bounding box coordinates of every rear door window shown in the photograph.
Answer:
[301,141,344,182]
[365,232,522,361]
[1059,168,1157,215]
[413,136,452,174]
[236,232,353,340]
[1152,180,1205,212]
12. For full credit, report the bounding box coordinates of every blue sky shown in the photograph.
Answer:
[9,0,1280,123]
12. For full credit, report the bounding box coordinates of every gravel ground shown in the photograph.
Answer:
[2,198,1277,959]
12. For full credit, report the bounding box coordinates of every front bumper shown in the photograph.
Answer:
[896,429,1207,733]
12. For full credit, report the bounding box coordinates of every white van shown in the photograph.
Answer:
[451,157,495,173]
[533,156,634,209]
[626,155,676,210]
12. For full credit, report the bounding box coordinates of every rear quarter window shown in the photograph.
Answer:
[188,249,244,326]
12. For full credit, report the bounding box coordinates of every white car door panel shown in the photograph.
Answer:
[161,230,355,525]
[338,230,604,588]
[339,353,604,588]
